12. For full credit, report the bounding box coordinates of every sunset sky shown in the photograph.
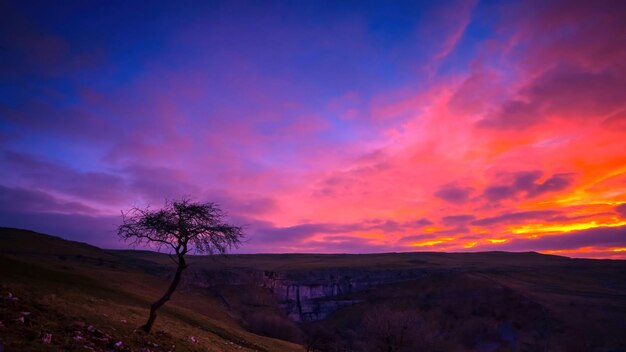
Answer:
[1,0,626,257]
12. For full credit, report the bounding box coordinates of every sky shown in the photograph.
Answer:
[1,0,626,258]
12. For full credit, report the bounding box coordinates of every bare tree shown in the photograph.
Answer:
[118,198,244,333]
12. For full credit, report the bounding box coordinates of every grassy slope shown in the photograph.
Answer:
[0,228,304,352]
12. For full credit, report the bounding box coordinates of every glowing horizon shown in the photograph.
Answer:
[1,0,626,258]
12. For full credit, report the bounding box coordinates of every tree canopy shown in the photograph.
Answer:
[118,198,244,256]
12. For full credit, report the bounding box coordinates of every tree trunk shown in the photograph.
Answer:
[141,255,186,333]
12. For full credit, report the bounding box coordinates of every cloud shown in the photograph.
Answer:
[0,185,97,214]
[0,101,117,143]
[441,214,475,226]
[1,151,128,205]
[417,0,478,76]
[479,66,626,129]
[472,225,626,252]
[528,173,573,197]
[0,1,104,78]
[0,151,215,211]
[399,225,470,244]
[249,216,435,246]
[479,100,539,129]
[483,185,518,203]
[289,235,402,254]
[209,191,279,217]
[616,204,626,219]
[122,164,200,205]
[253,223,339,244]
[472,210,560,227]
[483,171,573,202]
[405,218,434,228]
[603,110,626,130]
[448,66,501,115]
[399,234,436,243]
[434,184,473,203]
[507,0,626,70]
[478,0,626,130]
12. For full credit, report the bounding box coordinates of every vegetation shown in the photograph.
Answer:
[0,228,300,352]
[118,198,244,333]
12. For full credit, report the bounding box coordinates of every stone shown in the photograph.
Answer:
[87,325,106,339]
[41,333,52,344]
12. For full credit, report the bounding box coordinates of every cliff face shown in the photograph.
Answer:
[184,266,431,321]
[270,283,360,321]
[262,270,368,321]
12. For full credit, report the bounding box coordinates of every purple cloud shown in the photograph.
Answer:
[528,173,574,197]
[255,223,339,244]
[483,185,518,202]
[1,151,128,204]
[405,218,434,228]
[483,171,574,202]
[253,218,415,243]
[294,235,402,254]
[0,185,96,214]
[247,217,435,248]
[441,214,476,226]
[434,184,473,203]
[472,210,561,227]
[479,100,539,129]
[479,65,626,129]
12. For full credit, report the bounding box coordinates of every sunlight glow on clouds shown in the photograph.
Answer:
[1,0,626,257]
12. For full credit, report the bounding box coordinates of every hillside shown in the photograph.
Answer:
[0,228,303,352]
[2,227,626,351]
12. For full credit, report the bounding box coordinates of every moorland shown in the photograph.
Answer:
[1,227,626,351]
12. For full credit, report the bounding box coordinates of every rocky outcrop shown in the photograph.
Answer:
[261,268,431,321]
[184,266,432,321]
[265,279,363,321]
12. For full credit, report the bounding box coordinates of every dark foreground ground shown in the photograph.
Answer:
[1,227,626,351]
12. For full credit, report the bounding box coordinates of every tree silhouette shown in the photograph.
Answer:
[118,198,243,333]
